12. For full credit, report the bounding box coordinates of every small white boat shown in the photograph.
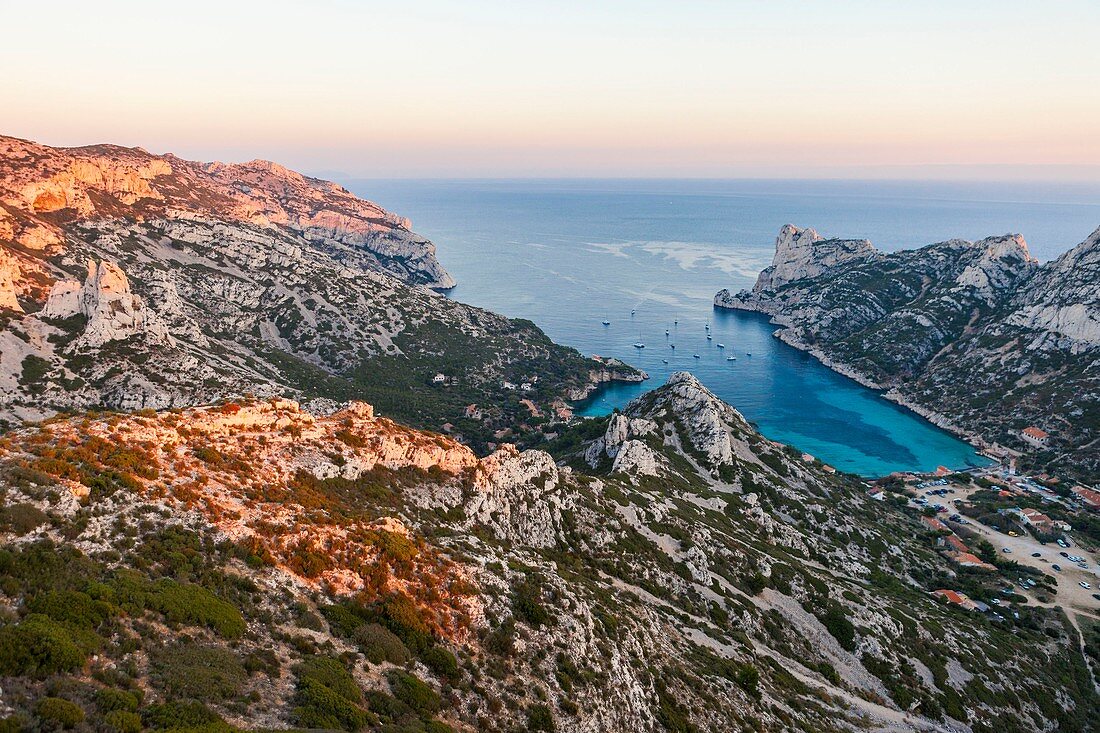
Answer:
[631,309,636,315]
[665,329,669,335]
[634,342,645,348]
[662,359,669,364]
[746,352,751,356]
[716,343,725,348]
[602,320,610,325]
[693,354,700,359]
[727,356,735,361]
[706,335,712,340]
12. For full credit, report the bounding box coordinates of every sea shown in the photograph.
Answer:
[343,178,1100,477]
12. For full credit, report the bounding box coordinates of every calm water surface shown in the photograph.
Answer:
[345,178,1100,476]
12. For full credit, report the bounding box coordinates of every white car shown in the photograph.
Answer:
[1079,581,1092,590]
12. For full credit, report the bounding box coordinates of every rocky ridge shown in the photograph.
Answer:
[0,375,1094,732]
[715,225,1099,480]
[0,135,641,443]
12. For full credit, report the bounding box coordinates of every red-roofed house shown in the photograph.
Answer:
[945,535,970,553]
[1020,508,1055,534]
[947,551,996,571]
[921,516,949,532]
[931,589,978,610]
[1072,485,1100,512]
[1020,426,1050,449]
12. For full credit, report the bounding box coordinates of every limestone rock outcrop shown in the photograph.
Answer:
[43,259,171,346]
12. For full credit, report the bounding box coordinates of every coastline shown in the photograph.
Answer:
[714,298,996,467]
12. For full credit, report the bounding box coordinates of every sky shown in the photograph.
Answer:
[2,0,1099,179]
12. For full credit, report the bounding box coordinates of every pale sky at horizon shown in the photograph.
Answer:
[3,0,1099,179]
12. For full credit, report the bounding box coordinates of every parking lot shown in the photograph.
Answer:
[911,480,1100,618]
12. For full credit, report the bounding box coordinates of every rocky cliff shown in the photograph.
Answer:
[1,376,1093,732]
[0,135,641,443]
[716,224,1098,480]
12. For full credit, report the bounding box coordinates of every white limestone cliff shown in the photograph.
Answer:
[42,259,171,347]
[0,249,22,311]
[753,224,876,292]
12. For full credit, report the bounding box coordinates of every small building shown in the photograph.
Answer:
[931,589,979,611]
[945,534,970,553]
[464,404,482,420]
[1020,507,1055,534]
[867,487,886,501]
[921,516,949,532]
[520,382,533,392]
[946,551,996,571]
[502,381,517,390]
[1020,426,1050,449]
[1071,485,1100,512]
[801,453,815,463]
[432,373,447,384]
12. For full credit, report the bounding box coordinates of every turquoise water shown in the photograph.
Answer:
[343,178,1100,476]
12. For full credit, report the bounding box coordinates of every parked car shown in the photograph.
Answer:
[1031,552,1041,557]
[1052,564,1062,571]
[1002,547,1012,553]
[1060,551,1069,557]
[1079,581,1092,590]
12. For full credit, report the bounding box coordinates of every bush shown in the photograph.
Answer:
[28,589,113,630]
[35,698,84,729]
[96,688,140,713]
[147,579,245,639]
[103,710,142,733]
[0,503,49,536]
[0,614,94,678]
[819,604,856,652]
[744,573,767,596]
[512,581,552,628]
[142,701,229,732]
[387,670,441,713]
[526,704,555,732]
[292,657,367,732]
[421,646,459,680]
[151,644,247,702]
[354,623,410,665]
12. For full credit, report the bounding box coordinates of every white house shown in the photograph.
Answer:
[432,373,446,384]
[1020,426,1049,449]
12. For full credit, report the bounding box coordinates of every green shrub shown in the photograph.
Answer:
[28,590,113,630]
[526,704,555,732]
[151,644,247,702]
[354,623,410,665]
[147,579,245,639]
[35,698,84,729]
[421,646,459,680]
[0,614,94,678]
[103,710,142,733]
[387,670,440,714]
[512,581,552,628]
[0,503,49,536]
[292,657,367,732]
[819,603,856,652]
[142,701,227,731]
[0,715,26,733]
[96,688,139,713]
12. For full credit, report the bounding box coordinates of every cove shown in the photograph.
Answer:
[337,179,1089,476]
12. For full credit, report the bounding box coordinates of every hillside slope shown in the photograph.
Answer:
[0,135,642,447]
[715,225,1100,481]
[0,375,1094,732]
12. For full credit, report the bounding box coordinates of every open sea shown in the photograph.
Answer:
[344,178,1100,477]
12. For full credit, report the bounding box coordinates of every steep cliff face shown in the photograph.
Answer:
[0,135,454,289]
[716,225,1097,480]
[2,378,1092,732]
[0,135,640,440]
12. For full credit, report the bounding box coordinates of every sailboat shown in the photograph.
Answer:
[692,353,700,359]
[602,320,610,326]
